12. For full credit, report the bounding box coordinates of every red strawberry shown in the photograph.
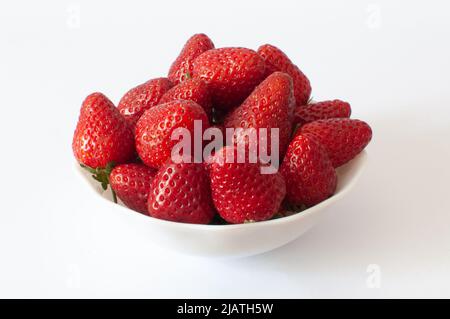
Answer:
[281,134,337,206]
[135,100,209,169]
[257,44,311,106]
[300,119,372,167]
[159,78,212,117]
[110,163,157,214]
[192,47,266,110]
[168,34,215,85]
[147,160,215,224]
[73,92,135,169]
[224,72,295,157]
[294,99,351,126]
[209,146,286,224]
[118,78,172,126]
[201,124,226,172]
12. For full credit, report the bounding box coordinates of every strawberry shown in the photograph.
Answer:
[168,34,215,85]
[209,146,286,224]
[73,92,135,169]
[202,124,226,170]
[257,44,311,106]
[159,77,212,117]
[135,100,209,169]
[224,71,295,157]
[192,47,266,110]
[147,160,215,224]
[110,163,157,214]
[281,134,337,206]
[294,99,351,126]
[300,118,372,167]
[117,77,172,126]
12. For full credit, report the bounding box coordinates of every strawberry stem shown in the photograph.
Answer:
[111,188,117,204]
[80,162,117,203]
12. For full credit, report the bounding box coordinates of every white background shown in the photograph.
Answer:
[1,0,450,298]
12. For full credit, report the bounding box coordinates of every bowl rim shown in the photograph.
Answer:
[75,151,367,232]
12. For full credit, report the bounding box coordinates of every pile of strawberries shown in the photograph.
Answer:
[73,34,372,225]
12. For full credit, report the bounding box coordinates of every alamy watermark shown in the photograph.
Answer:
[366,4,382,30]
[66,263,81,289]
[66,3,81,29]
[169,120,280,174]
[366,264,381,288]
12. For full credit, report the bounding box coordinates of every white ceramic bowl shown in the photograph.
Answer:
[75,151,367,258]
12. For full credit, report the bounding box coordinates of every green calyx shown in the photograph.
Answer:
[184,72,192,80]
[80,162,117,203]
